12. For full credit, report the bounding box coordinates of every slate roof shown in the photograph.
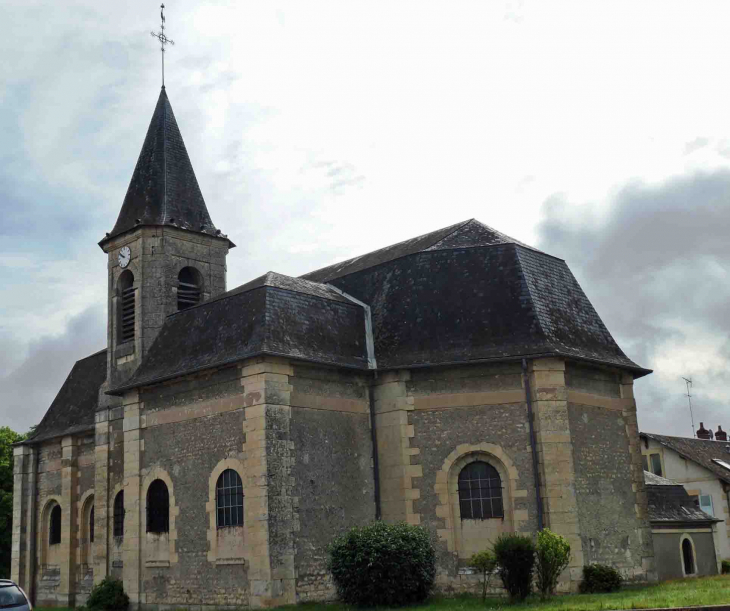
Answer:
[644,471,720,526]
[302,219,543,283]
[641,432,730,485]
[100,88,228,246]
[112,218,648,393]
[25,349,107,444]
[111,273,368,393]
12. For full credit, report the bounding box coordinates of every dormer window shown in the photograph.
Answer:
[177,267,202,310]
[118,270,135,343]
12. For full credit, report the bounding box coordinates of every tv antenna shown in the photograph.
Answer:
[682,377,696,438]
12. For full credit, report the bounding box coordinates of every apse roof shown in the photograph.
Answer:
[100,87,228,246]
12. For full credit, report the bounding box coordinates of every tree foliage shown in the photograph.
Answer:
[327,521,436,606]
[534,528,571,599]
[470,550,497,601]
[0,427,26,579]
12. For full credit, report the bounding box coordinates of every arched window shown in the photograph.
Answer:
[682,538,695,575]
[177,267,202,310]
[113,491,125,538]
[147,479,169,533]
[216,469,243,528]
[458,461,503,520]
[118,270,135,343]
[49,505,61,545]
[90,506,95,544]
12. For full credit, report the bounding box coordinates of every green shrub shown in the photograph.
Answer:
[722,559,730,574]
[535,529,571,599]
[579,564,622,593]
[327,521,436,606]
[86,577,129,611]
[470,550,497,601]
[493,533,536,601]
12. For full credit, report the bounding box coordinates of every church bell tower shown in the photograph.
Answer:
[99,87,233,390]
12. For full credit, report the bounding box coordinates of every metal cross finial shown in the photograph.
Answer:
[151,3,175,87]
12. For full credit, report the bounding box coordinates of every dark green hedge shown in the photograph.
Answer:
[327,521,436,606]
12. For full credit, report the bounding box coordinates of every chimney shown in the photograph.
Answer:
[716,426,727,441]
[697,422,712,440]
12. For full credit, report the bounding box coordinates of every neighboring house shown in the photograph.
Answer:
[641,428,730,568]
[644,471,720,580]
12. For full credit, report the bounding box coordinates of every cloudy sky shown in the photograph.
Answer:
[1,0,729,437]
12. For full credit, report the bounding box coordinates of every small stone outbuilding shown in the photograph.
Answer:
[12,86,657,609]
[645,471,720,580]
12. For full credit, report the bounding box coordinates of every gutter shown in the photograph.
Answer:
[523,358,544,531]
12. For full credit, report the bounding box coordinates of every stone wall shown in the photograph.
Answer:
[289,365,375,601]
[653,531,718,580]
[565,363,655,582]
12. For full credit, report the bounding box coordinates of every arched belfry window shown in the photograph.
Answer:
[118,270,135,343]
[147,479,170,533]
[216,469,244,528]
[113,491,125,538]
[458,461,504,520]
[90,506,95,544]
[49,505,61,545]
[177,267,202,310]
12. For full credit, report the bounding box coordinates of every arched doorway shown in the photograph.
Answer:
[682,537,695,576]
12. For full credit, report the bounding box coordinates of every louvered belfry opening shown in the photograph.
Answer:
[118,270,135,343]
[178,267,202,311]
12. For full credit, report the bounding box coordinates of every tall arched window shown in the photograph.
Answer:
[113,491,125,538]
[118,270,135,343]
[177,267,202,310]
[90,506,95,543]
[458,461,503,520]
[49,505,62,545]
[216,469,243,528]
[147,479,169,533]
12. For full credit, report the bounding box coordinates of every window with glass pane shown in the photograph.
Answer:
[650,454,663,477]
[458,461,503,520]
[699,494,714,516]
[146,479,169,533]
[114,491,125,538]
[216,469,244,528]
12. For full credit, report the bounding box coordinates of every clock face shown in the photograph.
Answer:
[118,246,131,268]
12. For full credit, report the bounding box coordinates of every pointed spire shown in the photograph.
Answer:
[102,88,224,244]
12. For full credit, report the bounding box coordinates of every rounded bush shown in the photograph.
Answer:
[86,577,130,611]
[579,564,622,593]
[493,533,536,601]
[722,559,730,575]
[327,521,436,606]
[535,528,571,599]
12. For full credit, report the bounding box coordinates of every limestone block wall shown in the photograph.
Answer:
[288,365,375,601]
[133,365,249,608]
[374,362,539,593]
[564,363,655,582]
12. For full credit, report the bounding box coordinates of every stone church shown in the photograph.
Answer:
[12,86,656,609]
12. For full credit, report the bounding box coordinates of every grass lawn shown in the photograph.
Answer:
[296,575,730,611]
[34,574,730,611]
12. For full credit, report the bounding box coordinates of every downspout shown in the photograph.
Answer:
[523,358,544,531]
[369,373,382,520]
[326,283,381,519]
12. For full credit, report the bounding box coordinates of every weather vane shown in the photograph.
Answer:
[151,3,175,87]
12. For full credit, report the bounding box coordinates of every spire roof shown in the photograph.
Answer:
[102,87,224,245]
